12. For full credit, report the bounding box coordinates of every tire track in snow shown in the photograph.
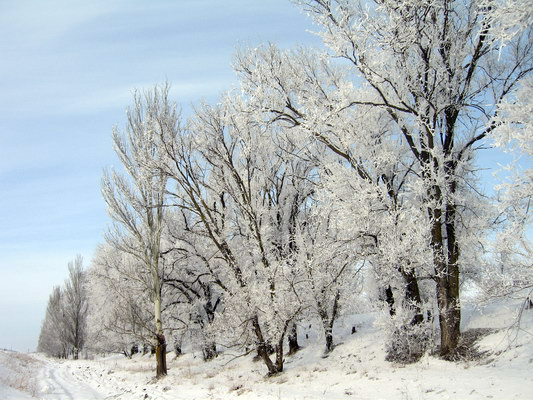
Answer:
[38,360,108,400]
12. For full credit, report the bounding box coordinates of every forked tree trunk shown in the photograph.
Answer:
[253,316,283,375]
[319,290,340,354]
[385,269,423,324]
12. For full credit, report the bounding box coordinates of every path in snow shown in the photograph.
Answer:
[37,358,112,400]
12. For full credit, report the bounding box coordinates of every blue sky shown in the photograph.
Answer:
[0,0,320,352]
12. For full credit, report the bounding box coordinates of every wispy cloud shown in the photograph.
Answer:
[0,0,318,352]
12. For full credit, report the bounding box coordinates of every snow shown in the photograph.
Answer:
[0,384,35,400]
[1,301,532,400]
[0,350,41,399]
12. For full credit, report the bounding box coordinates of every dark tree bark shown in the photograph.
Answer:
[385,286,396,317]
[174,342,182,357]
[287,322,300,355]
[402,268,424,326]
[202,342,217,361]
[155,333,167,378]
[253,316,281,375]
[318,290,340,354]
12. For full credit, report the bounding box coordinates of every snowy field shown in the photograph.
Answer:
[1,300,532,400]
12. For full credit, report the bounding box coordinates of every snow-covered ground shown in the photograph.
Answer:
[1,300,532,400]
[0,350,41,399]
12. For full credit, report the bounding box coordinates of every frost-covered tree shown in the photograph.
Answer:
[63,255,88,359]
[487,78,533,300]
[296,203,366,353]
[87,243,153,357]
[150,92,318,374]
[101,86,172,377]
[234,0,532,358]
[38,256,89,359]
[38,286,68,358]
[162,209,223,361]
[235,43,433,358]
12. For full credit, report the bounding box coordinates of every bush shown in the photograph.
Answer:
[382,306,433,363]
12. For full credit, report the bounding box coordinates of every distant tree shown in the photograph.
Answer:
[38,255,89,359]
[63,255,89,359]
[38,286,68,358]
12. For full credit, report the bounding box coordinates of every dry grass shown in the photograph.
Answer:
[0,351,44,397]
[121,363,153,374]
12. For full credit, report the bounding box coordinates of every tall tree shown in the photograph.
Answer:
[235,0,532,357]
[101,86,173,377]
[152,94,315,374]
[234,43,432,357]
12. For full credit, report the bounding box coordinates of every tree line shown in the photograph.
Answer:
[38,0,532,378]
[38,256,88,360]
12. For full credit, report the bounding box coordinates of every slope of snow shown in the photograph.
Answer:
[0,350,41,399]
[1,299,532,399]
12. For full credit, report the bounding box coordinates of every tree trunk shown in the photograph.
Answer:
[174,343,182,357]
[324,329,334,353]
[385,286,396,316]
[275,341,284,373]
[437,278,461,358]
[154,282,167,377]
[155,333,167,378]
[319,290,340,354]
[253,316,281,375]
[430,197,461,358]
[440,178,461,358]
[142,344,150,355]
[287,322,300,355]
[402,268,424,325]
[153,246,167,377]
[202,342,217,361]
